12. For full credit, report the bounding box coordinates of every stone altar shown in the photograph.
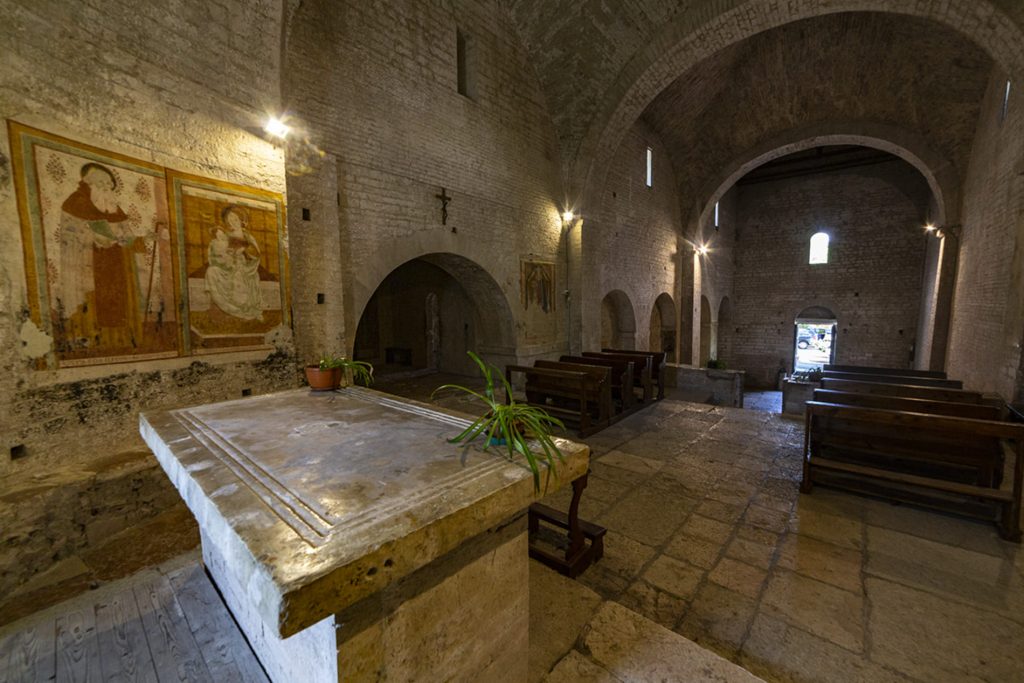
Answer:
[140,386,589,682]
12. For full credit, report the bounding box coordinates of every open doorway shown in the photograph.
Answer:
[793,308,837,373]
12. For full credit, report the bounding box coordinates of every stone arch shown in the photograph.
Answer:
[575,2,1023,205]
[352,253,517,375]
[601,290,637,349]
[649,292,677,357]
[691,124,957,241]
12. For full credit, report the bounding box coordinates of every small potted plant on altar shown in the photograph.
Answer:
[305,354,374,391]
[432,351,564,493]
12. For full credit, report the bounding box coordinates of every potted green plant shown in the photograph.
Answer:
[433,352,565,493]
[305,354,374,391]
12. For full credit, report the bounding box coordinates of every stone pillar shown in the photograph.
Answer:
[287,153,347,365]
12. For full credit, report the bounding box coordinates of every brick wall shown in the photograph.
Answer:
[729,160,930,387]
[0,0,295,476]
[283,0,566,368]
[582,119,682,354]
[947,68,1024,399]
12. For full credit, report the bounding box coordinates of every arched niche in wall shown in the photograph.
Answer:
[649,293,677,357]
[699,295,713,366]
[600,290,637,349]
[353,253,516,376]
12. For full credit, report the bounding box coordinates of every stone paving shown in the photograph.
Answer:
[533,395,1024,683]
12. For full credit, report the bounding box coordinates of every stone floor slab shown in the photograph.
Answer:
[676,583,758,658]
[528,561,604,683]
[866,577,1024,682]
[642,555,706,601]
[761,569,865,652]
[776,533,863,594]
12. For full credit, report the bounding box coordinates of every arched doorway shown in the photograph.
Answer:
[600,290,637,349]
[717,296,732,366]
[699,295,713,366]
[353,253,516,377]
[794,305,838,373]
[649,293,677,358]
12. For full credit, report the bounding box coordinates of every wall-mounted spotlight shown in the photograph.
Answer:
[562,210,575,224]
[264,116,291,140]
[924,223,937,232]
[696,244,709,256]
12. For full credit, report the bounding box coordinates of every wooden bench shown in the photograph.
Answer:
[559,355,636,412]
[505,364,610,436]
[603,349,667,400]
[824,364,947,379]
[819,377,987,404]
[822,370,963,389]
[584,351,654,403]
[534,360,617,419]
[529,473,607,578]
[802,401,1023,540]
[813,389,1003,421]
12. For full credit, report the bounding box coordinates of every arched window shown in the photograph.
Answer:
[809,232,829,264]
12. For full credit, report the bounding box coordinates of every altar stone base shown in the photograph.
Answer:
[204,517,530,683]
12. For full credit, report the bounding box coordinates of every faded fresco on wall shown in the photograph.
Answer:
[10,122,178,367]
[169,172,288,354]
[10,122,289,367]
[521,260,555,313]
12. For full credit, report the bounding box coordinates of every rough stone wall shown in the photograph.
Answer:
[583,120,682,352]
[0,0,296,477]
[730,161,930,387]
[947,68,1024,399]
[283,0,565,368]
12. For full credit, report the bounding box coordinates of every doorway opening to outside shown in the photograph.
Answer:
[794,318,836,373]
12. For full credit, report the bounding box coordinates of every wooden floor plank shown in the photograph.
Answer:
[133,576,214,683]
[95,589,159,683]
[55,608,101,683]
[5,619,57,683]
[165,565,268,683]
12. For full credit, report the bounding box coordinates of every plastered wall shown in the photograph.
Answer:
[0,0,296,476]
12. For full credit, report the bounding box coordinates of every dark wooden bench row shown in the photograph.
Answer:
[802,401,1022,541]
[822,370,963,389]
[819,377,989,404]
[602,349,667,400]
[824,364,947,380]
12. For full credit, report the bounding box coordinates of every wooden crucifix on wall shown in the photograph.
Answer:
[435,187,451,225]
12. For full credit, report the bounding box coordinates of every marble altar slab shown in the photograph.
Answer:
[140,387,589,638]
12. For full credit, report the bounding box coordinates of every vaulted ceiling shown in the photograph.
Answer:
[501,0,1021,197]
[641,12,993,212]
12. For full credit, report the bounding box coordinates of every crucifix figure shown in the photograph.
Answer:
[435,187,451,225]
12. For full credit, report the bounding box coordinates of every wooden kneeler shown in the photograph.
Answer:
[528,473,607,577]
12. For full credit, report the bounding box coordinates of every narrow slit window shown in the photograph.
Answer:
[645,147,653,187]
[1002,80,1012,123]
[714,201,720,228]
[809,232,829,265]
[456,29,476,99]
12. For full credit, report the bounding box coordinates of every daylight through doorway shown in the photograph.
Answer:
[794,321,836,372]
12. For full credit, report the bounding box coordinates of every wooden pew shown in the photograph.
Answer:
[534,360,618,418]
[812,389,1002,421]
[603,349,667,400]
[505,364,610,436]
[584,351,654,403]
[819,377,986,404]
[802,401,1023,541]
[822,370,963,389]
[559,355,636,412]
[824,364,947,379]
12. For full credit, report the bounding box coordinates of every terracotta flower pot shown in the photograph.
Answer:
[305,365,341,391]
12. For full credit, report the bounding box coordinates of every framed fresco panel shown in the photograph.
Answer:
[167,171,289,354]
[9,121,180,367]
[520,259,556,313]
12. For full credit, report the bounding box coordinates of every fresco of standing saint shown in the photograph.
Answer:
[10,122,178,367]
